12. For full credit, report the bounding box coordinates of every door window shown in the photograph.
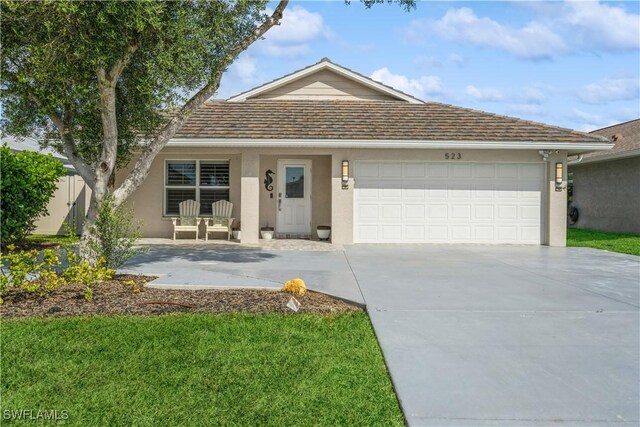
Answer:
[285,166,304,198]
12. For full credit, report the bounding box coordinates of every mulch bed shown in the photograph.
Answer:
[0,275,362,318]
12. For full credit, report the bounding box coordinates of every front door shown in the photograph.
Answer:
[277,159,311,235]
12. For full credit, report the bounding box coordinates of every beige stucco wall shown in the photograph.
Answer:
[252,69,398,101]
[570,156,640,234]
[118,147,568,246]
[115,148,242,239]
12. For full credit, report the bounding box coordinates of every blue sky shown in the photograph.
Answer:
[216,0,640,132]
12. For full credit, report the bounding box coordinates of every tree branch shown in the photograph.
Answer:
[112,0,289,204]
[1,87,96,187]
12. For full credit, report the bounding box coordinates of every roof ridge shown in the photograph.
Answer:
[225,57,424,104]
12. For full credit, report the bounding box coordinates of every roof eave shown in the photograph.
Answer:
[569,147,640,166]
[167,138,613,153]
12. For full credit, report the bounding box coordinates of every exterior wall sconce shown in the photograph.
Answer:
[555,162,564,191]
[341,160,350,190]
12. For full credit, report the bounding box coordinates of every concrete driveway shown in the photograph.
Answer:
[346,245,639,426]
[123,243,639,426]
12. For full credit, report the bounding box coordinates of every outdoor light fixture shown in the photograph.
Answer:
[555,162,563,191]
[341,160,350,189]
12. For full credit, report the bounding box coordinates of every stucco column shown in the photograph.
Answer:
[240,151,260,244]
[331,154,354,245]
[546,151,568,247]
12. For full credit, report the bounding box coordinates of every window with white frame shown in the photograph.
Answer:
[165,160,230,216]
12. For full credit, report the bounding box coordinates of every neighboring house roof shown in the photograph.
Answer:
[227,57,424,104]
[174,99,608,146]
[1,133,75,171]
[572,119,640,164]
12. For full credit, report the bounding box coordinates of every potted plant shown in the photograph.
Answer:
[317,225,331,241]
[260,223,274,240]
[232,221,241,240]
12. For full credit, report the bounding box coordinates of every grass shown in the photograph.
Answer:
[567,228,640,256]
[24,234,77,246]
[1,313,403,427]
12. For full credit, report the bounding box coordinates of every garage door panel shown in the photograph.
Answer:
[357,204,379,220]
[381,225,402,240]
[520,163,545,179]
[497,205,518,220]
[451,204,472,219]
[448,182,472,199]
[520,226,540,242]
[356,163,380,178]
[497,164,519,178]
[381,163,403,178]
[428,226,448,240]
[473,164,496,178]
[428,187,448,198]
[474,226,495,241]
[474,205,494,220]
[428,204,448,219]
[405,204,426,220]
[429,164,448,178]
[403,184,426,199]
[381,204,402,220]
[354,162,544,244]
[452,164,473,178]
[451,225,472,240]
[497,226,518,241]
[404,163,426,178]
[404,225,426,240]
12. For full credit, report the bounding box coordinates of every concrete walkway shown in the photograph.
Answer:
[122,244,363,304]
[346,245,639,426]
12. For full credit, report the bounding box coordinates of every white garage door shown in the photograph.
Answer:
[354,161,545,244]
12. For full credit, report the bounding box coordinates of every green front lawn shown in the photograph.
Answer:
[567,228,640,256]
[1,313,403,426]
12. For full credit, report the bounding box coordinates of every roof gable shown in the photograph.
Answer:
[227,58,423,104]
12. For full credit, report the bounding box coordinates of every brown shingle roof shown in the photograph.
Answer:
[174,100,608,143]
[585,119,640,159]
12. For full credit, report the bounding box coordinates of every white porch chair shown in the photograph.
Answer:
[172,200,201,240]
[204,200,234,240]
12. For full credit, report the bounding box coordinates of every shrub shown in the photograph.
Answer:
[0,145,67,244]
[0,244,113,303]
[282,278,306,297]
[85,195,146,269]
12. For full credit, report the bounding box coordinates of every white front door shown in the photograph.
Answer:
[277,160,312,235]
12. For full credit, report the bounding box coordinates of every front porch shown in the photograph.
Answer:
[238,151,351,245]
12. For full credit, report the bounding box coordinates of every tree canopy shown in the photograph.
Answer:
[1,0,415,241]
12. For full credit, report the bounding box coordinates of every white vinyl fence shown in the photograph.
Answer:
[32,175,91,235]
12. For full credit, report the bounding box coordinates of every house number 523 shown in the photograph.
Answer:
[445,152,462,160]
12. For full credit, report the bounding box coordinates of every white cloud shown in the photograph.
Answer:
[427,8,566,59]
[579,77,640,104]
[260,6,330,58]
[406,2,640,59]
[465,85,504,102]
[560,1,640,51]
[370,68,443,99]
[232,55,258,83]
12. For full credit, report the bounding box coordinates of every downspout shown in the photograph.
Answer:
[567,155,583,166]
